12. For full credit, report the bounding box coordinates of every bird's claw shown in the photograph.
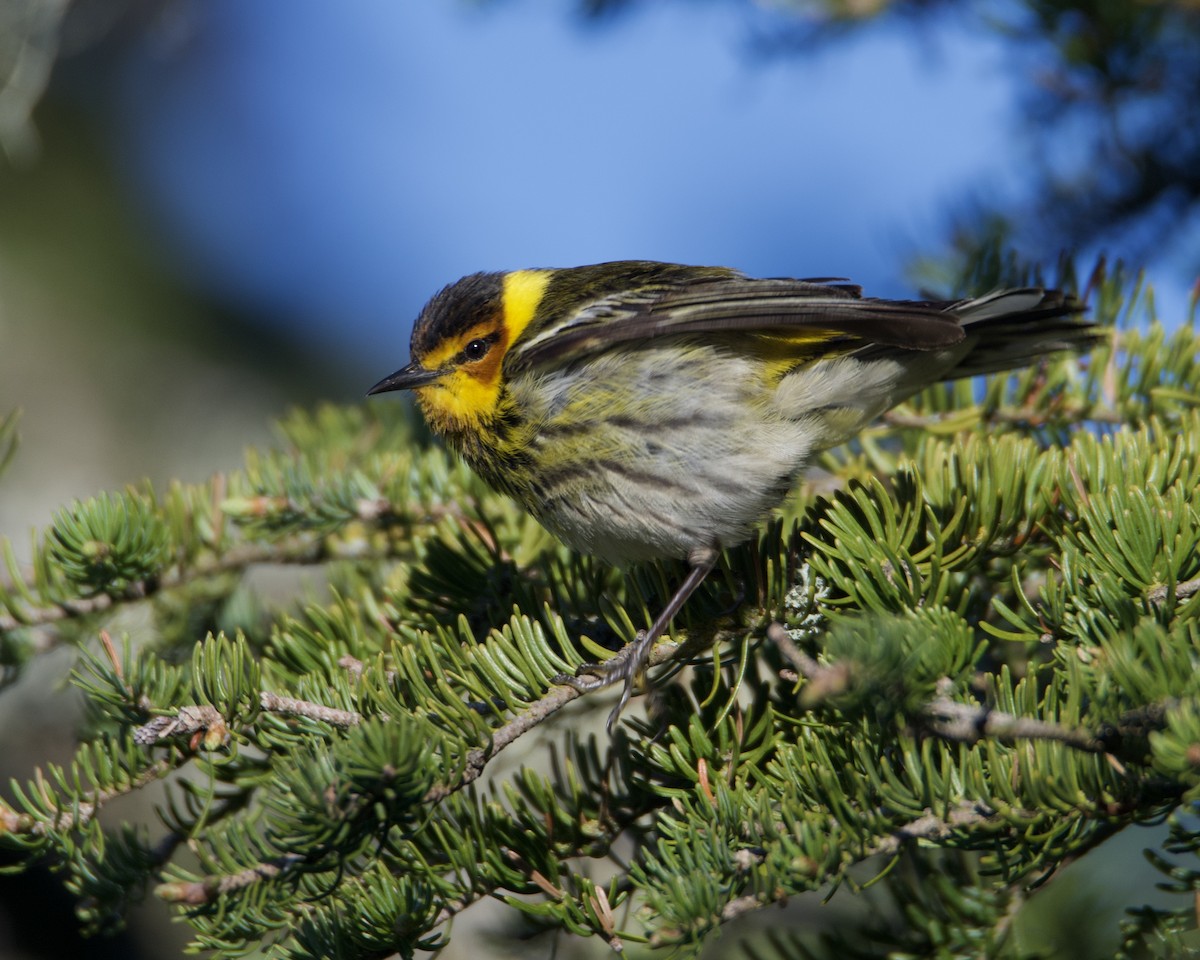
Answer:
[551,670,608,694]
[552,631,651,730]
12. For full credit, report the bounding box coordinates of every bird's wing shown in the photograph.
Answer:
[510,276,968,369]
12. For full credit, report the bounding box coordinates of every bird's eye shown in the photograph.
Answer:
[462,338,490,362]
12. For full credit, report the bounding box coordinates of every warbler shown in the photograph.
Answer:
[369,261,1096,722]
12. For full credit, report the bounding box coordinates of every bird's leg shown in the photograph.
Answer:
[556,545,719,729]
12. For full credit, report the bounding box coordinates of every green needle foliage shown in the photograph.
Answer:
[2,264,1200,959]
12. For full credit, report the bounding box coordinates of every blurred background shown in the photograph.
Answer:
[1,0,1197,957]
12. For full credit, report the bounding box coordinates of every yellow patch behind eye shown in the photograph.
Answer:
[502,270,553,344]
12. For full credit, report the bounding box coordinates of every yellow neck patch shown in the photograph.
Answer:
[501,269,553,343]
[415,269,553,436]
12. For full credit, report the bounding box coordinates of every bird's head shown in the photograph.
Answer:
[367,269,553,436]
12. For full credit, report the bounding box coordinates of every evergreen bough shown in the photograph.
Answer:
[1,265,1199,958]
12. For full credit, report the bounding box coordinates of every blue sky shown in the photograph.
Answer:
[105,1,1188,357]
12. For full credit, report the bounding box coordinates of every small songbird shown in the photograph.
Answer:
[369,261,1096,724]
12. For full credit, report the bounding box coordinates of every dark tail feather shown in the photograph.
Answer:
[947,288,1103,380]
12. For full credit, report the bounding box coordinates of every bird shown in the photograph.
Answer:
[368,260,1097,725]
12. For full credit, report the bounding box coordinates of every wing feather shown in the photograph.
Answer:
[510,276,967,369]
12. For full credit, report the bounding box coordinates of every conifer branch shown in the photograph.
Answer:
[715,801,1005,929]
[156,854,307,905]
[422,639,680,803]
[150,642,670,914]
[422,683,584,803]
[0,758,173,836]
[259,691,366,728]
[6,299,1200,956]
[1,584,127,632]
[880,404,1125,430]
[923,695,1106,752]
[1148,576,1200,605]
[134,705,227,746]
[0,490,470,638]
[766,621,852,702]
[768,622,1110,752]
[134,692,366,748]
[867,800,1004,857]
[0,540,327,635]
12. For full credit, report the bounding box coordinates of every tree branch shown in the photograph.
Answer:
[0,495,469,638]
[765,621,852,703]
[0,540,326,635]
[259,691,365,729]
[881,404,1125,431]
[423,681,585,803]
[134,705,228,747]
[867,800,1002,858]
[715,801,1004,930]
[768,623,1112,752]
[0,758,173,837]
[923,695,1106,752]
[144,641,677,906]
[1147,576,1200,606]
[156,853,307,905]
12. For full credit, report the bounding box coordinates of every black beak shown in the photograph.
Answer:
[367,362,442,396]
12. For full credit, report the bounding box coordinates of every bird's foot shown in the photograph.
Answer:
[552,630,654,730]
